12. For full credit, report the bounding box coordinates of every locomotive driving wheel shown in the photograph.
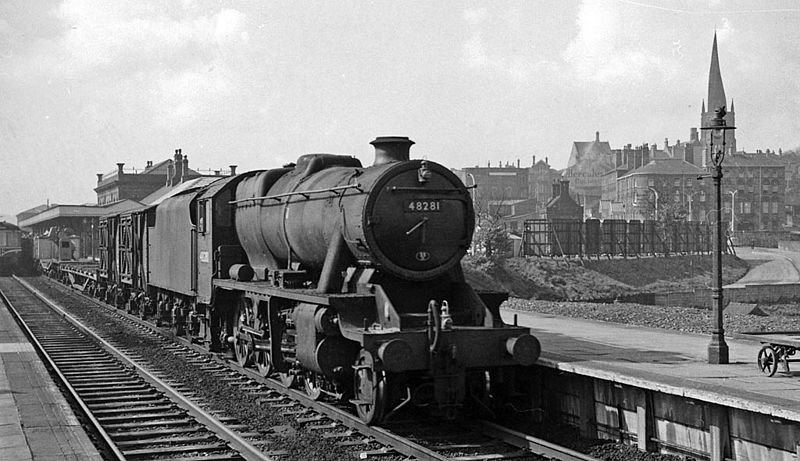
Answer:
[233,297,255,367]
[352,349,387,424]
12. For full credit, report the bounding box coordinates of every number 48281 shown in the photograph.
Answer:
[406,200,441,212]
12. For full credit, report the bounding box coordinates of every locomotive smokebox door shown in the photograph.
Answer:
[363,161,475,281]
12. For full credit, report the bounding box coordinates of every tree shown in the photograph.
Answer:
[471,186,512,258]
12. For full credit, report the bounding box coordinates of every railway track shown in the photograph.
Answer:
[8,275,599,461]
[0,276,270,461]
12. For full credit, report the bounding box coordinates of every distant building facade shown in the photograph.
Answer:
[561,131,614,217]
[546,180,583,220]
[19,149,238,260]
[456,156,560,218]
[95,149,236,205]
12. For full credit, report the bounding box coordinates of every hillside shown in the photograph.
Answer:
[462,254,749,301]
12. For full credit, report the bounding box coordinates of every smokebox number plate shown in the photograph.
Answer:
[405,200,442,212]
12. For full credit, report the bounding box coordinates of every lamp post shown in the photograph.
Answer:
[728,190,738,234]
[701,106,736,365]
[648,187,659,221]
[686,192,699,221]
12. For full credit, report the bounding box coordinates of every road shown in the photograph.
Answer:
[726,247,800,287]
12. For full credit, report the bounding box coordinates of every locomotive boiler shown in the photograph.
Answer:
[69,136,540,425]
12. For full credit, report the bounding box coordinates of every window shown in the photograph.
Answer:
[772,202,779,214]
[744,202,751,214]
[700,190,706,202]
[198,201,207,234]
[763,202,770,214]
[648,178,655,187]
[674,178,681,187]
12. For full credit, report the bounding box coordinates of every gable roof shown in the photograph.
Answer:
[620,158,705,179]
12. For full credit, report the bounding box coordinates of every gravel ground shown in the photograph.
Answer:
[503,297,800,335]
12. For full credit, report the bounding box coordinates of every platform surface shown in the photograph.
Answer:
[502,307,800,422]
[0,303,102,460]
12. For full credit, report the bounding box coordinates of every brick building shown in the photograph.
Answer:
[611,158,708,222]
[546,180,583,220]
[722,152,785,231]
[456,157,559,218]
[95,149,236,205]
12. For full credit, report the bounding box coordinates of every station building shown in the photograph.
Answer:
[17,150,236,260]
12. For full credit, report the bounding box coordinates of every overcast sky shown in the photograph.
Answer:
[1,0,799,220]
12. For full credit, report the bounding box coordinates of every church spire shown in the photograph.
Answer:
[700,33,736,158]
[730,98,735,111]
[707,32,727,112]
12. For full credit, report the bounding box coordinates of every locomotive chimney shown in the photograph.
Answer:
[370,136,415,166]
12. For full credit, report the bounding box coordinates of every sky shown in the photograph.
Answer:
[1,0,799,220]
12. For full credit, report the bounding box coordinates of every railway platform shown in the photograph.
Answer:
[0,301,102,460]
[504,308,800,420]
[502,307,800,459]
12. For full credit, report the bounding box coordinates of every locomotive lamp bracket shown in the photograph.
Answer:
[417,161,431,183]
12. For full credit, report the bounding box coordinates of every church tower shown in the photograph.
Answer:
[700,32,736,158]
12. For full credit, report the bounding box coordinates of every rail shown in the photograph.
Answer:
[0,280,126,461]
[9,276,273,461]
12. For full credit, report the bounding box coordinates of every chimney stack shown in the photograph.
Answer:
[96,173,103,183]
[117,163,125,176]
[181,155,189,183]
[166,160,174,186]
[595,131,600,142]
[551,181,561,198]
[559,179,570,197]
[532,155,536,165]
[370,136,414,166]
[173,149,183,184]
[229,165,237,176]
[690,127,698,142]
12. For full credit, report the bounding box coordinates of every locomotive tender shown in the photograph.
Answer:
[82,137,541,423]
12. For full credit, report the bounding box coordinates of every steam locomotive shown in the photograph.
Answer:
[57,137,540,423]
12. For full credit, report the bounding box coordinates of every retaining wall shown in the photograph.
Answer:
[652,283,800,308]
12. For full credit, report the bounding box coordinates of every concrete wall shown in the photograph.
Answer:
[536,367,800,460]
[653,283,800,308]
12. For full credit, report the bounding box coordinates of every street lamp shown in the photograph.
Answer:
[648,187,659,221]
[701,106,736,365]
[686,192,699,221]
[728,190,738,234]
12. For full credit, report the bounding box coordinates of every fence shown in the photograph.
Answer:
[522,219,729,257]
